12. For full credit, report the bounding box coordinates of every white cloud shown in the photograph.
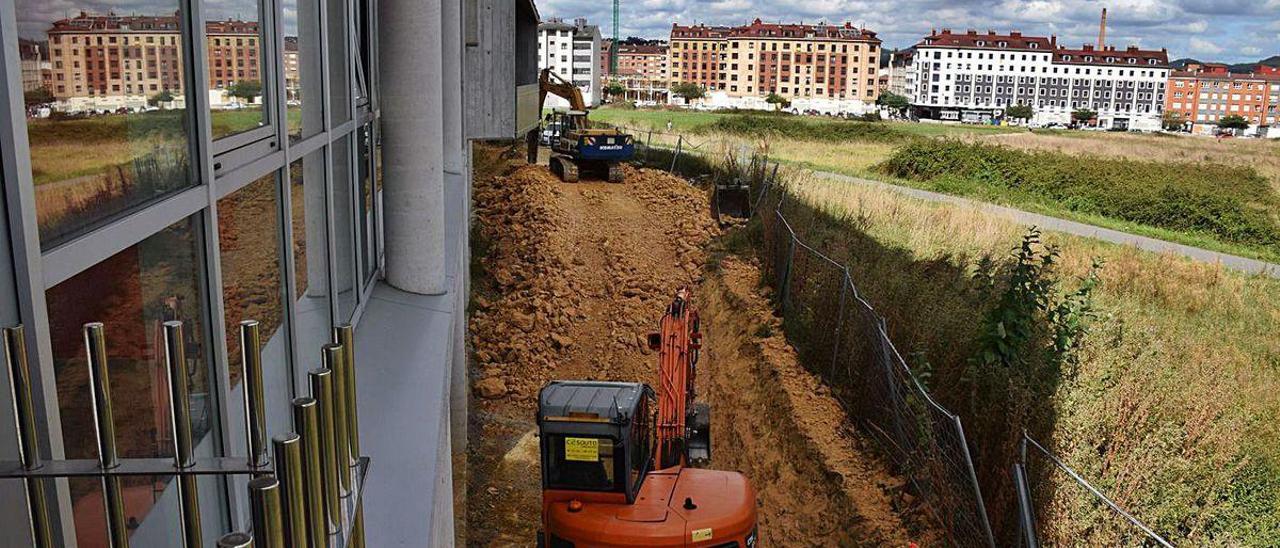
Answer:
[1188,37,1224,55]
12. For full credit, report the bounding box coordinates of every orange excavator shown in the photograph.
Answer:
[537,288,758,547]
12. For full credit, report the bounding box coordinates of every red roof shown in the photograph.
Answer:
[918,29,1053,51]
[48,12,257,35]
[1054,44,1168,67]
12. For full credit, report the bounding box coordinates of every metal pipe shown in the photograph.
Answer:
[292,398,328,546]
[83,322,129,548]
[333,325,360,463]
[248,476,285,548]
[273,434,308,548]
[4,326,53,548]
[217,532,253,548]
[322,344,351,496]
[308,369,340,533]
[162,321,202,547]
[240,320,269,469]
[335,323,366,548]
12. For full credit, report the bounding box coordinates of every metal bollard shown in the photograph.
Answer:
[273,434,308,548]
[240,320,270,469]
[322,344,351,496]
[162,321,202,547]
[3,326,53,548]
[308,368,341,534]
[333,324,366,548]
[248,476,285,548]
[217,532,253,548]
[292,398,328,545]
[84,322,130,548]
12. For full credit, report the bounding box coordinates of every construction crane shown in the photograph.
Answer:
[536,67,635,183]
[611,0,620,74]
[536,288,759,547]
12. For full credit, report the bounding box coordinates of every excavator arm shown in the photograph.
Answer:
[649,287,702,470]
[539,68,587,112]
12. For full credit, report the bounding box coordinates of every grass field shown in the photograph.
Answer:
[596,107,1280,263]
[770,168,1280,545]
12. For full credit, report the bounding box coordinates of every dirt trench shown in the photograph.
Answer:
[464,156,919,546]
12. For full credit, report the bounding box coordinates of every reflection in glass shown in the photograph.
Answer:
[358,124,375,281]
[291,151,333,383]
[46,216,222,545]
[327,0,352,124]
[217,173,290,412]
[283,0,324,141]
[205,0,269,140]
[332,135,357,321]
[17,3,192,249]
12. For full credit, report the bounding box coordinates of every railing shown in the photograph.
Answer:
[2,321,368,547]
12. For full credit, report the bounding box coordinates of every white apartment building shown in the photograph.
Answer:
[538,18,601,107]
[909,29,1170,130]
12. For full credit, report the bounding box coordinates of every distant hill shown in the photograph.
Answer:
[1172,55,1280,73]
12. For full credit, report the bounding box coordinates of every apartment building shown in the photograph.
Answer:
[538,17,601,107]
[909,29,1170,130]
[283,36,300,102]
[613,42,669,102]
[18,39,47,92]
[1166,63,1280,135]
[886,48,914,97]
[669,19,881,112]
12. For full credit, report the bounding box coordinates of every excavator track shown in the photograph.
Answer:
[549,155,579,183]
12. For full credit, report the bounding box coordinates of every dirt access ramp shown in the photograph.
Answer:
[465,159,920,545]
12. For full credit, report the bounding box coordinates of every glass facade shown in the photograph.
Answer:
[2,0,381,541]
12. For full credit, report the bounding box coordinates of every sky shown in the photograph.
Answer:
[535,0,1280,63]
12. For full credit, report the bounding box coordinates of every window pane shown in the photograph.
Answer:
[205,1,269,140]
[332,135,357,321]
[19,3,193,250]
[45,216,223,545]
[358,124,375,281]
[283,0,324,141]
[327,0,352,124]
[291,150,332,378]
[217,173,291,437]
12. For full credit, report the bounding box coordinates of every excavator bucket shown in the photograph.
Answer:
[712,180,752,223]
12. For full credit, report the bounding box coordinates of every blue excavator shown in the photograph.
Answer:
[534,68,634,183]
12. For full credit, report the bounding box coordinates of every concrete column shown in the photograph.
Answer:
[380,0,446,295]
[442,0,464,176]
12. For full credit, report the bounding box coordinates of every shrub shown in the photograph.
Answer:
[878,139,1280,253]
[702,114,912,144]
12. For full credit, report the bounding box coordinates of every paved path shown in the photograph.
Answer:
[811,169,1280,279]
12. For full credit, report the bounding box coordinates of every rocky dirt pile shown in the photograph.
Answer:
[469,165,582,400]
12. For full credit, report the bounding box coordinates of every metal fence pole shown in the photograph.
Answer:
[333,324,366,548]
[829,269,851,378]
[3,326,53,548]
[162,321,203,548]
[1013,463,1039,548]
[953,416,997,548]
[669,135,683,173]
[83,323,129,548]
[308,368,341,533]
[248,476,286,548]
[274,434,309,548]
[322,344,352,497]
[292,397,328,545]
[779,234,798,316]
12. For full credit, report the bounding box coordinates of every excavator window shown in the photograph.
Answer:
[629,396,655,493]
[545,435,624,492]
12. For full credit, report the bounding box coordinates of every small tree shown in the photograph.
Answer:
[876,91,910,116]
[1217,114,1249,132]
[1005,104,1034,122]
[670,82,705,103]
[227,80,263,104]
[603,80,626,101]
[764,92,789,111]
[1161,111,1187,131]
[148,89,175,106]
[1071,108,1098,126]
[23,87,54,108]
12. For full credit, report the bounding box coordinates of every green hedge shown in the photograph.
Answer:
[879,140,1280,251]
[701,114,912,144]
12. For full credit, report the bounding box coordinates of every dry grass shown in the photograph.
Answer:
[785,171,1280,544]
[976,131,1280,193]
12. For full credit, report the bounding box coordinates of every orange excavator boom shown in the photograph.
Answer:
[538,67,587,112]
[649,287,702,470]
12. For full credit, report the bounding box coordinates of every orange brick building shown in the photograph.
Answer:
[669,19,881,104]
[1166,63,1280,135]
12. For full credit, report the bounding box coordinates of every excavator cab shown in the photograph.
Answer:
[537,382,757,547]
